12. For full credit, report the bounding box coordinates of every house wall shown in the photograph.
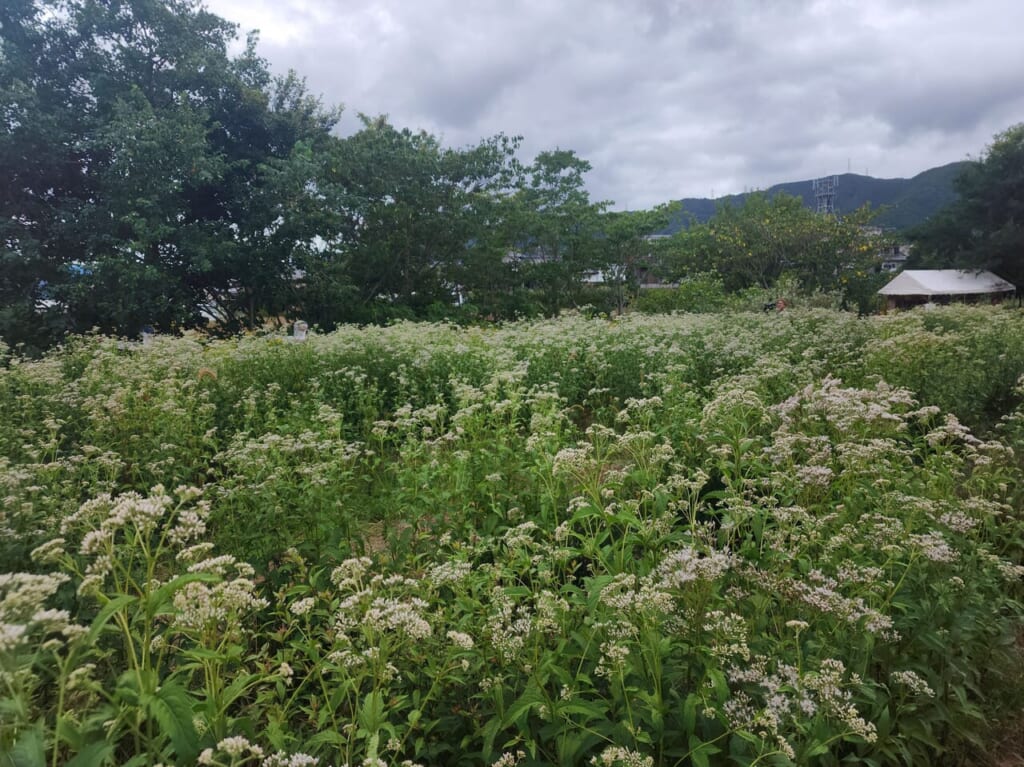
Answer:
[885,292,1013,311]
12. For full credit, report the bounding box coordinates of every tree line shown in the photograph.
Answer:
[4,0,1018,352]
[2,0,679,351]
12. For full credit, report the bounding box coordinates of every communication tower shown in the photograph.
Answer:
[812,175,838,215]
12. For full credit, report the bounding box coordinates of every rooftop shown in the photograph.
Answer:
[878,269,1015,296]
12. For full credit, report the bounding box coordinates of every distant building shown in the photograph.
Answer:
[877,269,1015,310]
[879,243,911,272]
[502,249,554,266]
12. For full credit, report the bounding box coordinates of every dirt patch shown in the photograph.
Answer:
[988,703,1024,767]
[362,521,388,553]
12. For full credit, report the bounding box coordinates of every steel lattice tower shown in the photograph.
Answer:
[812,175,839,215]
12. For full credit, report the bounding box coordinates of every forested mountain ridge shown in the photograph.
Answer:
[667,161,967,232]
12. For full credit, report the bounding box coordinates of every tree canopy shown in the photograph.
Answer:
[663,192,883,301]
[0,0,344,346]
[1,0,631,348]
[2,0,958,351]
[909,123,1024,290]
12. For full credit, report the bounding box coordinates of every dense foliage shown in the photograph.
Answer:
[2,305,1024,766]
[1,0,635,349]
[658,194,889,313]
[4,0,980,355]
[910,123,1024,289]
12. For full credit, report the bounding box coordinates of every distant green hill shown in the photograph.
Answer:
[666,161,968,233]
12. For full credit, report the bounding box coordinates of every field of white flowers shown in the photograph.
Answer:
[2,306,1024,767]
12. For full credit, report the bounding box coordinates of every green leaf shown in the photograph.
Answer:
[803,741,831,758]
[4,726,45,767]
[557,700,605,721]
[306,730,347,750]
[358,690,385,734]
[556,730,603,766]
[706,669,729,704]
[688,734,721,767]
[147,682,199,762]
[180,647,229,661]
[114,670,143,706]
[682,692,699,734]
[218,672,262,709]
[502,678,546,727]
[65,741,115,767]
[479,714,504,760]
[86,594,137,643]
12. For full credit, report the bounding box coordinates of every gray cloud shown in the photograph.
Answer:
[207,0,1024,209]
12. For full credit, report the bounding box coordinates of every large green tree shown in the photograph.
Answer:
[910,123,1024,290]
[318,116,522,324]
[502,150,608,314]
[595,204,677,314]
[0,0,342,346]
[1,0,95,349]
[2,0,652,345]
[667,192,881,296]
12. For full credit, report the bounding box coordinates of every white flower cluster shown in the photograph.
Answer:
[197,735,322,767]
[289,597,316,617]
[589,746,653,767]
[485,587,534,663]
[66,662,97,691]
[909,532,958,563]
[171,556,268,635]
[60,487,210,595]
[700,387,772,439]
[534,589,569,634]
[727,655,876,756]
[490,750,525,767]
[551,444,595,478]
[331,557,373,589]
[890,669,935,698]
[446,630,475,650]
[924,413,976,447]
[804,659,876,742]
[363,596,432,640]
[0,621,27,653]
[427,560,473,585]
[654,546,733,589]
[262,753,320,767]
[794,464,834,489]
[501,521,541,551]
[595,640,630,678]
[703,610,750,661]
[598,573,673,616]
[29,537,67,565]
[774,376,914,436]
[198,736,263,765]
[67,487,172,539]
[751,565,895,638]
[0,572,80,653]
[835,438,905,473]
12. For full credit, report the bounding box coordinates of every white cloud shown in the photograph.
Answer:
[204,0,1024,209]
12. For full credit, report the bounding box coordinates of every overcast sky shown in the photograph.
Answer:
[203,0,1024,210]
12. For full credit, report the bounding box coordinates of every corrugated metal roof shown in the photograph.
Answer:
[877,269,1016,296]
